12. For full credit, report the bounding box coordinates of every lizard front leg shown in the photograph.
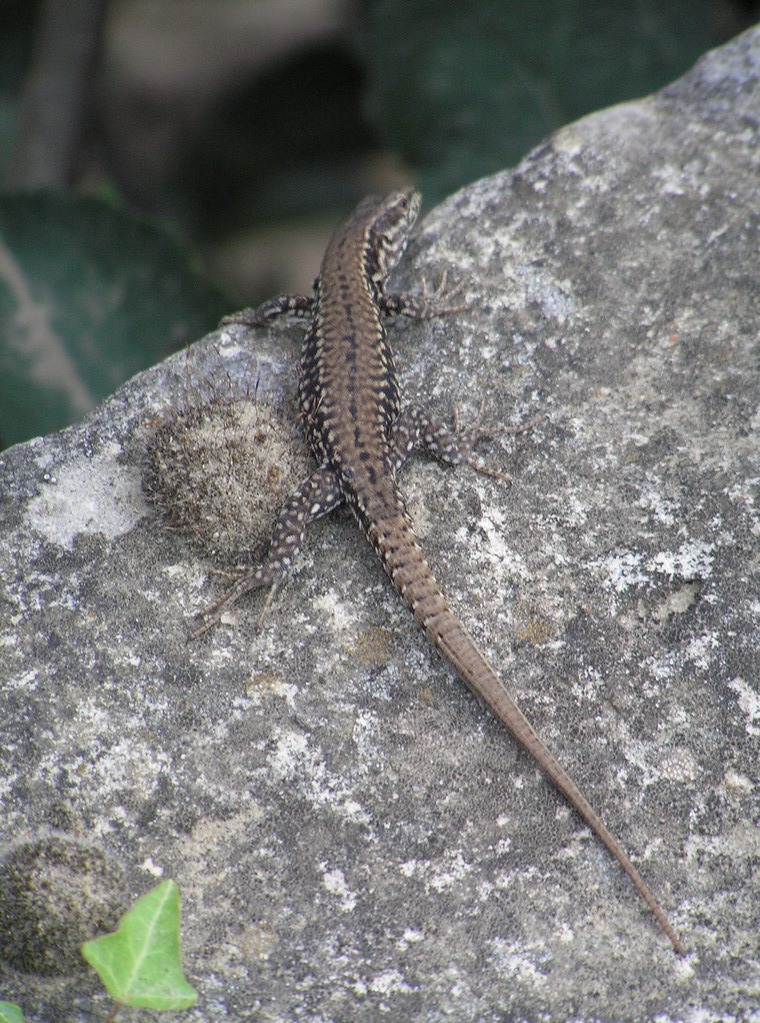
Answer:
[379,270,465,322]
[220,292,315,328]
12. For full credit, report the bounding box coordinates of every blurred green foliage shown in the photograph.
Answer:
[0,0,746,447]
[361,0,719,202]
[0,193,229,449]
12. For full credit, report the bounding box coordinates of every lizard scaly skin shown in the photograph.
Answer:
[193,190,684,955]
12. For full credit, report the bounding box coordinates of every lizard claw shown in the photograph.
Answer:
[188,565,274,641]
[419,270,467,316]
[453,402,546,484]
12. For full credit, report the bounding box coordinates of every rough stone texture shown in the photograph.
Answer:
[2,25,760,1023]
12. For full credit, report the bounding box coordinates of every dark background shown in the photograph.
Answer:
[0,0,756,448]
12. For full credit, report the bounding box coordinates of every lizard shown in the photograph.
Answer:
[191,189,684,955]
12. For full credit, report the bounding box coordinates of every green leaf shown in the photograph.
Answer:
[81,879,198,1011]
[0,1002,24,1023]
[0,191,231,449]
[361,0,718,204]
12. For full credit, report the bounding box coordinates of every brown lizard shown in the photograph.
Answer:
[192,189,684,954]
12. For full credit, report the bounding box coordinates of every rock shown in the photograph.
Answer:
[2,24,759,1022]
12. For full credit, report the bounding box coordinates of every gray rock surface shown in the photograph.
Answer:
[2,24,760,1023]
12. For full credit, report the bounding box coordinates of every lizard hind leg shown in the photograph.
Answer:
[189,464,343,640]
[189,562,276,641]
[390,403,542,484]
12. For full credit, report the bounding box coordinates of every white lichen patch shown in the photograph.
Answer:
[727,677,760,737]
[598,550,649,592]
[369,968,414,995]
[27,440,147,549]
[321,865,357,912]
[650,540,714,580]
[595,539,715,594]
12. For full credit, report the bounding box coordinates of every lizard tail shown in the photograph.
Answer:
[371,508,684,954]
[434,611,684,955]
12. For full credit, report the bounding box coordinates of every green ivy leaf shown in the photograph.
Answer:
[81,879,198,1011]
[361,0,718,204]
[0,1002,24,1023]
[0,191,230,449]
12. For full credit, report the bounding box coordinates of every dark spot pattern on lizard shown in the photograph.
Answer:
[192,190,684,955]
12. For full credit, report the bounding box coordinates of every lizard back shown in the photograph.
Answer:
[298,194,406,480]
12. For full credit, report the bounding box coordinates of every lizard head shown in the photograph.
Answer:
[366,189,422,282]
